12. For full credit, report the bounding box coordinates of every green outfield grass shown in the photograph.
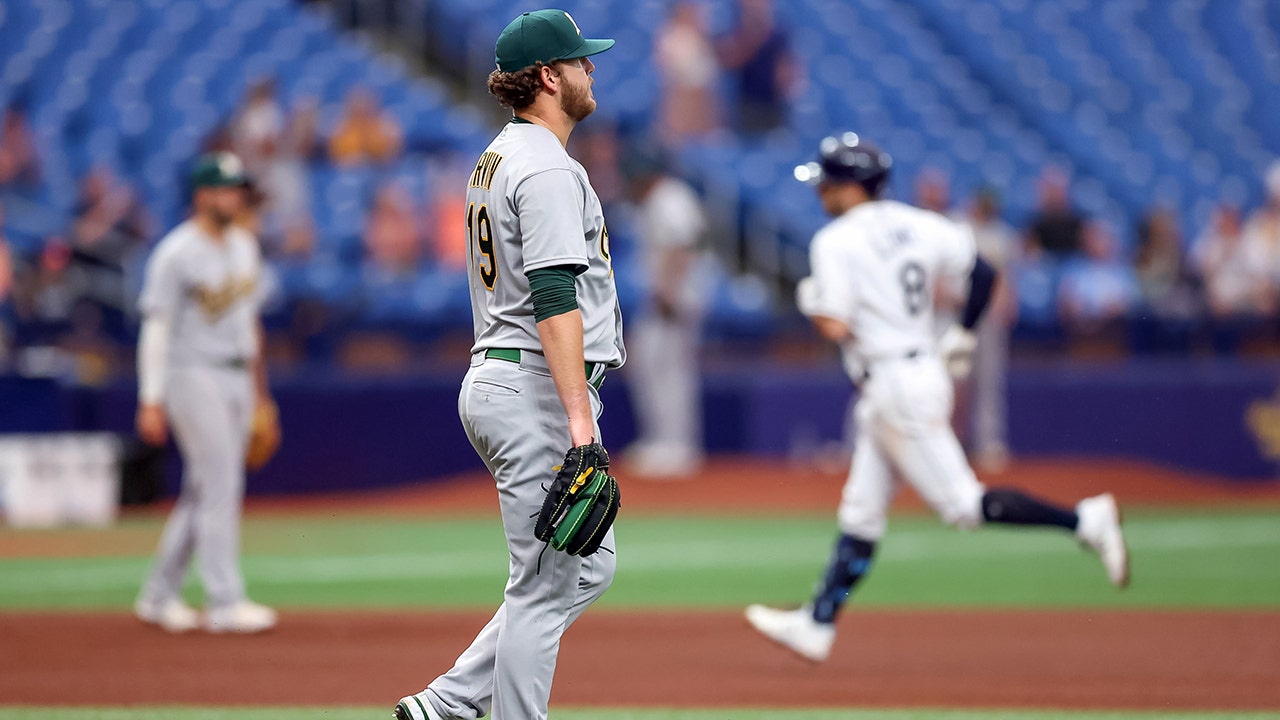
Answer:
[1,708,1277,720]
[1,508,1277,610]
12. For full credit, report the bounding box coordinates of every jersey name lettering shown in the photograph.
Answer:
[872,227,914,259]
[469,152,504,190]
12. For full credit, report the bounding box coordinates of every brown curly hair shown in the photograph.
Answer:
[487,62,558,110]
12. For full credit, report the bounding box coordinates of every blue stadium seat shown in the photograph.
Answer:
[3,0,1278,341]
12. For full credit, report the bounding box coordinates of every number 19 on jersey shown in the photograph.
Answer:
[467,202,497,290]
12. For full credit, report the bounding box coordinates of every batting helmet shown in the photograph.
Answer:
[794,132,892,198]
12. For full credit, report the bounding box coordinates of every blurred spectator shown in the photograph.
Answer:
[232,81,317,258]
[716,0,800,135]
[275,98,320,259]
[329,88,403,166]
[921,168,961,336]
[1009,239,1059,335]
[1243,160,1280,291]
[622,149,710,477]
[70,166,152,319]
[0,205,10,296]
[1131,208,1198,354]
[0,206,13,365]
[1028,167,1085,259]
[961,188,1018,472]
[914,167,952,216]
[234,178,283,314]
[1134,208,1195,317]
[286,97,322,162]
[654,1,721,146]
[234,178,269,238]
[231,78,285,179]
[1193,204,1275,354]
[572,125,626,209]
[72,166,152,263]
[14,237,86,337]
[363,181,422,276]
[1057,221,1137,333]
[426,154,468,272]
[0,104,40,189]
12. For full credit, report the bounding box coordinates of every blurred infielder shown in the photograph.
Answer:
[134,152,278,634]
[395,10,623,720]
[745,134,1129,663]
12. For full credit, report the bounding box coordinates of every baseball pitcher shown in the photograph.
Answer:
[395,10,623,720]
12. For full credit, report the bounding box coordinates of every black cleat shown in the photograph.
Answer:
[393,702,412,720]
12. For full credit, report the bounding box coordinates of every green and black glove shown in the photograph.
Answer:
[535,441,621,556]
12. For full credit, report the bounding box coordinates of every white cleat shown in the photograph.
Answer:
[204,600,278,634]
[134,598,200,633]
[1076,493,1130,588]
[744,604,835,663]
[395,694,444,720]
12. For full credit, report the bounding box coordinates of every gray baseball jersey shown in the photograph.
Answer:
[465,119,625,367]
[139,220,264,364]
[406,119,623,720]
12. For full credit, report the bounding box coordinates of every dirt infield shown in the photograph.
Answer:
[2,609,1278,710]
[4,458,1277,711]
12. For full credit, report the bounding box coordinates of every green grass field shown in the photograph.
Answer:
[4,505,1278,719]
[2,507,1278,610]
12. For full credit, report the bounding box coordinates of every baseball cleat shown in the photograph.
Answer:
[1076,493,1130,588]
[395,694,443,720]
[134,598,200,633]
[203,600,278,634]
[744,604,836,663]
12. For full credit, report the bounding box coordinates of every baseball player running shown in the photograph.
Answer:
[745,134,1129,663]
[395,10,623,720]
[133,152,278,634]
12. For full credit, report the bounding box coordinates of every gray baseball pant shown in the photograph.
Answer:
[138,364,253,611]
[421,352,616,720]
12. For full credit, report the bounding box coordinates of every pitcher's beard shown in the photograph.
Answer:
[207,208,235,229]
[561,81,596,122]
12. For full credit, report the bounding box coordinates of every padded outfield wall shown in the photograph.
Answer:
[0,358,1277,495]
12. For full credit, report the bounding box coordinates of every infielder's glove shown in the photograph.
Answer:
[245,399,281,471]
[938,325,978,380]
[535,441,620,556]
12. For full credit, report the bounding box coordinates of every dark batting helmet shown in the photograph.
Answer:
[794,132,892,198]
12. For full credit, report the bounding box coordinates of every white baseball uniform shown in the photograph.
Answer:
[797,199,984,539]
[745,193,1128,656]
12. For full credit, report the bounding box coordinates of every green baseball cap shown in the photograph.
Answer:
[495,9,614,73]
[190,152,247,188]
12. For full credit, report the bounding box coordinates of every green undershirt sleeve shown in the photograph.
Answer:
[528,265,580,323]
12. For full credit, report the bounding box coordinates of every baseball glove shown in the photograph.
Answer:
[535,442,621,556]
[938,325,978,380]
[245,399,281,471]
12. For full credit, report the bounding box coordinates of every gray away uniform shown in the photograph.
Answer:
[416,120,624,720]
[137,220,263,611]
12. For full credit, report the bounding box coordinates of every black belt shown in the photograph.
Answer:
[859,349,921,384]
[220,357,250,370]
[484,348,606,390]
